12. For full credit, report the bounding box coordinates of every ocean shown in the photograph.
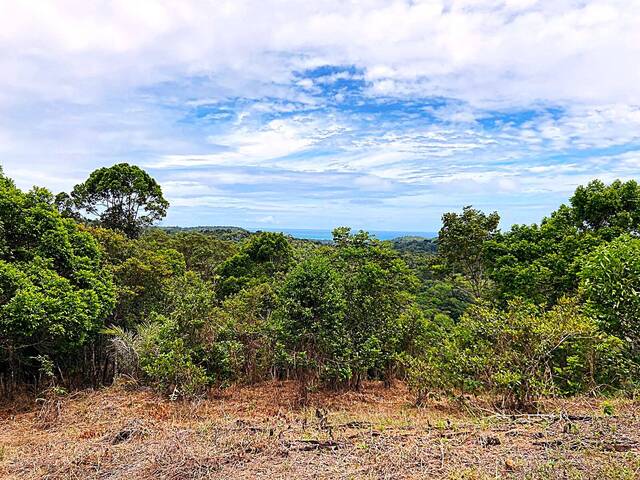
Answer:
[255,228,437,241]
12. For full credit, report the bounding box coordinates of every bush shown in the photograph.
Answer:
[580,235,640,354]
[136,317,209,398]
[278,254,349,386]
[0,174,115,390]
[121,272,216,396]
[406,298,619,410]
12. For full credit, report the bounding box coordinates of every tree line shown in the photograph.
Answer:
[1,163,639,409]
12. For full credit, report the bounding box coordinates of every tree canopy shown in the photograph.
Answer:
[438,206,500,298]
[0,171,116,387]
[67,163,169,238]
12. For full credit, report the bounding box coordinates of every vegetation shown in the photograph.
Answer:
[58,163,169,238]
[0,169,115,393]
[2,164,640,412]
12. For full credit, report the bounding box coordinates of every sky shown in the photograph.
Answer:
[1,0,640,232]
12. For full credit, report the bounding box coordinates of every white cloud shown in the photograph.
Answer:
[1,0,640,230]
[1,0,639,106]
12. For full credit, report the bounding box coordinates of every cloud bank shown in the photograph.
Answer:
[1,0,639,230]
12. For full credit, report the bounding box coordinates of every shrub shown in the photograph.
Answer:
[136,317,209,398]
[406,298,616,410]
[0,173,115,390]
[580,235,640,354]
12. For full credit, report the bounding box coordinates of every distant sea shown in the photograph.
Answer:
[254,228,437,241]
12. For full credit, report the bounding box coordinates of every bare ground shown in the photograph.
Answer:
[1,381,639,479]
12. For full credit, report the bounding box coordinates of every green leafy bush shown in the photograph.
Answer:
[580,235,640,355]
[0,172,115,389]
[216,232,293,298]
[405,298,620,409]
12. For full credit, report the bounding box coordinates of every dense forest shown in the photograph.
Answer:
[1,163,639,410]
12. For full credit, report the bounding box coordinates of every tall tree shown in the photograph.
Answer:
[69,163,169,238]
[571,179,640,238]
[438,206,500,298]
[486,179,640,305]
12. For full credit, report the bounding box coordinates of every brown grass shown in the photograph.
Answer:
[1,381,639,479]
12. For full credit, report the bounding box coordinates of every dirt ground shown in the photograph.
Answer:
[1,381,639,479]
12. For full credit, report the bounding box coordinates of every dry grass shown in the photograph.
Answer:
[1,381,639,479]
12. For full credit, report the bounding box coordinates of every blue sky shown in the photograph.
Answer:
[1,0,640,231]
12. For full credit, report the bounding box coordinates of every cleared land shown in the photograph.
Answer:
[1,381,639,479]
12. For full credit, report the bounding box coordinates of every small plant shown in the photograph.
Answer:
[602,400,615,416]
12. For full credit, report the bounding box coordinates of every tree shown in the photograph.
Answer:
[485,179,640,305]
[216,232,294,298]
[580,235,640,354]
[138,229,237,281]
[69,163,169,238]
[438,206,500,298]
[484,206,594,305]
[278,228,420,390]
[0,172,115,390]
[279,254,349,388]
[88,227,186,328]
[571,179,640,238]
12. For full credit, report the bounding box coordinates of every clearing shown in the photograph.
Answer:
[1,381,639,479]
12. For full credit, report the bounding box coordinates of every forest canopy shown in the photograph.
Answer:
[1,164,639,410]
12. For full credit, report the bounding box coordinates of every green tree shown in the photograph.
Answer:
[438,206,500,298]
[210,283,279,384]
[89,227,185,327]
[484,206,595,304]
[69,163,169,238]
[279,253,349,387]
[580,235,640,354]
[571,179,640,238]
[485,179,640,305]
[139,229,237,281]
[334,228,419,387]
[216,232,293,298]
[0,172,115,390]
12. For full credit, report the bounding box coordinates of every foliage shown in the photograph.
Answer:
[134,273,216,396]
[68,163,169,238]
[0,172,115,387]
[139,229,236,281]
[485,180,640,305]
[571,179,640,238]
[4,165,640,406]
[390,236,437,254]
[157,225,251,242]
[278,228,419,389]
[137,318,210,398]
[209,283,279,383]
[216,231,293,298]
[580,235,640,354]
[406,297,626,409]
[89,227,186,327]
[334,228,419,385]
[438,206,499,298]
[484,206,593,305]
[279,253,349,384]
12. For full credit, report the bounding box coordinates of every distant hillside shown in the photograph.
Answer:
[390,235,438,254]
[155,225,252,241]
[154,226,437,250]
